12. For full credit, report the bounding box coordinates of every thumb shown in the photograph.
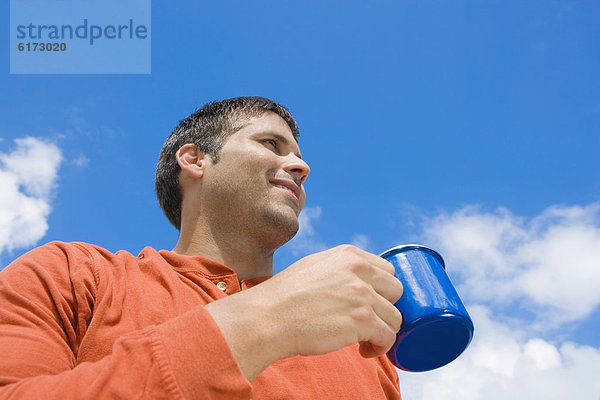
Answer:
[359,341,389,359]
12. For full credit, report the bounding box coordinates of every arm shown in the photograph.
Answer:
[0,243,252,400]
[0,243,402,398]
[206,245,404,382]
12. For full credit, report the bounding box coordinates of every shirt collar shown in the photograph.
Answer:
[140,247,272,287]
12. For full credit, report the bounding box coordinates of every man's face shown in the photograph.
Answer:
[199,112,310,248]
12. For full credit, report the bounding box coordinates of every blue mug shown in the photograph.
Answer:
[380,244,474,372]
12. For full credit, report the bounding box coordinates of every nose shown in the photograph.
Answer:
[283,153,310,185]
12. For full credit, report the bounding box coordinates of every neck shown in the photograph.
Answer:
[173,220,276,282]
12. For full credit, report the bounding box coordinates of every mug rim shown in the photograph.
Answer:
[379,244,446,269]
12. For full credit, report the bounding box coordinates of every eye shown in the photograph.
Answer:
[261,139,279,151]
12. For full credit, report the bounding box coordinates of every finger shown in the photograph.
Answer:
[370,291,404,333]
[358,311,398,357]
[352,292,402,357]
[359,341,380,358]
[362,252,396,276]
[357,266,404,304]
[336,245,396,276]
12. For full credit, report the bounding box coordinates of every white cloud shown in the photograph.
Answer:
[297,206,322,238]
[72,154,89,167]
[398,305,600,400]
[286,210,373,256]
[0,137,62,255]
[351,234,372,252]
[65,106,87,133]
[0,137,62,198]
[286,206,328,257]
[421,204,600,328]
[524,338,561,370]
[397,204,600,399]
[277,203,600,397]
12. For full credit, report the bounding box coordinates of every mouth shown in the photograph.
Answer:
[269,178,301,202]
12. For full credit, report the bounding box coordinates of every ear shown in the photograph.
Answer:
[176,144,209,179]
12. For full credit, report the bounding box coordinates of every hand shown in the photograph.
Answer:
[206,245,404,381]
[263,245,404,359]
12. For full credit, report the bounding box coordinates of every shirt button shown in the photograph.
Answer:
[216,281,227,291]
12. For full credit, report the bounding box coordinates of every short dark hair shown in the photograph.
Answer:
[155,96,300,231]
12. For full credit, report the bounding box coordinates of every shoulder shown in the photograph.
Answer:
[12,241,145,262]
[1,242,92,282]
[2,241,154,299]
[4,241,114,269]
[2,241,143,284]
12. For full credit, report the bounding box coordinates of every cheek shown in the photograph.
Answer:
[299,188,307,209]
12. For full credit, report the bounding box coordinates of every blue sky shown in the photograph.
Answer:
[2,1,599,398]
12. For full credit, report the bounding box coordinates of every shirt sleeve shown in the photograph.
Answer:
[0,242,253,400]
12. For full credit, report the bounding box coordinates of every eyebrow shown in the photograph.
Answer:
[261,132,303,159]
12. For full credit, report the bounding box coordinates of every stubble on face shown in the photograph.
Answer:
[200,114,305,251]
[208,162,301,249]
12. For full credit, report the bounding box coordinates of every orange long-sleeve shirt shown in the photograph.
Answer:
[0,241,401,399]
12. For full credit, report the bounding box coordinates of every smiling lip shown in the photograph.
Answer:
[269,178,301,202]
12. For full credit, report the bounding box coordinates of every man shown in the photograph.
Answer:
[0,96,404,399]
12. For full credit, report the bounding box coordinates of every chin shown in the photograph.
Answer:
[260,210,299,247]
